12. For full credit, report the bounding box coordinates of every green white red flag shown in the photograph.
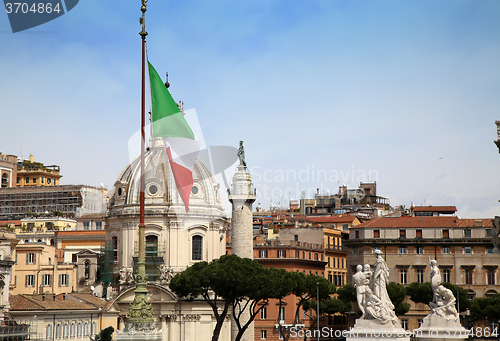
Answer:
[148,61,200,212]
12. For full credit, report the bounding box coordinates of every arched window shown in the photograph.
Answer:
[63,323,69,338]
[50,239,55,246]
[145,235,158,257]
[84,322,89,336]
[56,323,62,338]
[192,235,202,261]
[77,322,82,337]
[1,173,8,187]
[84,260,90,280]
[46,324,53,340]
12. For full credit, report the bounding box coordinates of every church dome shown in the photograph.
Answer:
[109,137,224,216]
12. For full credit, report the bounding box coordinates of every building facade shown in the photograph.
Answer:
[345,206,500,331]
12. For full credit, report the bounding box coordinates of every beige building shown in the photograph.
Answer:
[102,137,231,341]
[345,206,500,331]
[12,243,77,295]
[16,154,61,187]
[0,230,18,322]
[9,293,107,341]
[0,153,18,188]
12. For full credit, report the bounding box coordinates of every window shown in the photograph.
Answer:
[70,323,76,337]
[278,250,286,258]
[488,270,495,285]
[77,323,82,337]
[418,319,423,328]
[464,229,471,238]
[260,250,268,258]
[278,306,285,321]
[399,229,406,239]
[355,230,359,238]
[416,246,423,254]
[260,330,267,339]
[25,275,35,287]
[443,230,449,238]
[416,229,422,238]
[26,253,36,264]
[399,246,407,254]
[84,260,91,279]
[43,274,52,286]
[400,270,407,284]
[352,247,358,255]
[342,224,348,231]
[192,235,202,260]
[1,173,8,187]
[487,247,494,254]
[48,178,51,184]
[465,269,473,285]
[443,269,450,283]
[293,234,298,242]
[96,222,102,230]
[83,222,89,230]
[442,247,450,254]
[487,229,493,237]
[84,322,89,336]
[112,236,118,262]
[64,323,69,338]
[309,252,311,259]
[417,269,424,283]
[46,324,53,340]
[25,177,29,184]
[260,306,267,320]
[302,251,305,259]
[60,274,69,286]
[56,324,62,338]
[92,322,97,336]
[374,230,380,238]
[314,253,318,261]
[402,319,408,331]
[464,247,472,254]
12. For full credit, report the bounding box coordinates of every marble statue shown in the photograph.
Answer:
[237,141,246,167]
[429,259,442,304]
[119,266,135,285]
[353,265,370,317]
[372,249,394,310]
[159,264,175,284]
[492,217,500,254]
[429,285,459,320]
[351,254,399,327]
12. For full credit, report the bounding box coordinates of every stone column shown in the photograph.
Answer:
[228,154,256,341]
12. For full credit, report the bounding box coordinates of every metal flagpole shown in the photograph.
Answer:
[126,0,154,328]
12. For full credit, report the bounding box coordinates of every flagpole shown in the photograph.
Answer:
[126,0,154,328]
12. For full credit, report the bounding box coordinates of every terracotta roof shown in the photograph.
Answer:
[9,293,104,311]
[77,213,105,220]
[0,220,21,227]
[354,216,492,229]
[412,206,457,213]
[68,293,108,309]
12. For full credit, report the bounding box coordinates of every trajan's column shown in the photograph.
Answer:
[228,141,256,341]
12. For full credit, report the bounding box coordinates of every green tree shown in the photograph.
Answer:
[169,254,291,341]
[276,273,336,341]
[301,283,353,341]
[386,282,410,316]
[469,293,500,322]
[406,282,433,305]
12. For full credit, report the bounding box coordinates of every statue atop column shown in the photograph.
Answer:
[495,121,500,153]
[237,141,246,167]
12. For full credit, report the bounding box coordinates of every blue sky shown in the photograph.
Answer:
[1,0,499,218]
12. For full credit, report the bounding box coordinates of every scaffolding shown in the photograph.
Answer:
[133,241,165,283]
[100,241,114,285]
[0,185,107,220]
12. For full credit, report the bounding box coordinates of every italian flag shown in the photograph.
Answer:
[148,61,200,212]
